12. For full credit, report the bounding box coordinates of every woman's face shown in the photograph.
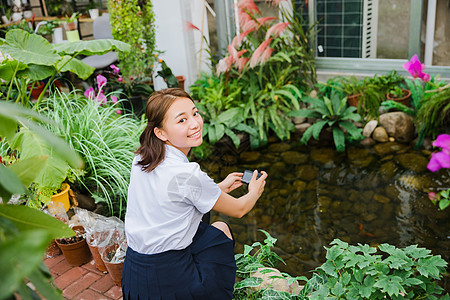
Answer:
[154,97,203,155]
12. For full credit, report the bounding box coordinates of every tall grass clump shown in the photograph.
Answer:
[39,90,145,218]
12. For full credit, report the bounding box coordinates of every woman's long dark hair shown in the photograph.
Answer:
[136,88,193,172]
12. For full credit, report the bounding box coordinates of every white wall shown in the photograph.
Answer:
[152,0,211,93]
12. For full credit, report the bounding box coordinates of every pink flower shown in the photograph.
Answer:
[241,19,258,32]
[403,54,430,82]
[96,90,107,105]
[265,0,288,6]
[227,44,239,61]
[185,20,200,32]
[256,17,277,27]
[216,55,234,76]
[237,49,248,57]
[432,134,450,154]
[428,192,438,201]
[235,57,249,72]
[259,47,274,64]
[111,95,118,104]
[428,134,450,172]
[231,29,255,49]
[96,74,107,90]
[265,22,290,39]
[129,77,134,81]
[110,64,120,74]
[116,110,122,114]
[237,0,260,14]
[118,76,123,82]
[249,38,272,68]
[84,87,95,99]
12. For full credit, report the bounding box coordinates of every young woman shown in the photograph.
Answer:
[122,88,267,299]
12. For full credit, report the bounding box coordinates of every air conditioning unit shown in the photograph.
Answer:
[362,0,379,58]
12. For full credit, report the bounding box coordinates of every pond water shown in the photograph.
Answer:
[201,137,450,289]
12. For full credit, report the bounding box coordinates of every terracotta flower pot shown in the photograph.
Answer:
[56,226,92,266]
[87,242,108,272]
[347,93,362,107]
[102,244,124,286]
[29,81,45,99]
[386,89,411,106]
[176,75,186,90]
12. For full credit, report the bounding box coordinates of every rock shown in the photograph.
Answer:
[268,143,291,152]
[379,161,398,182]
[363,120,378,137]
[296,165,319,181]
[360,137,376,146]
[395,153,429,173]
[374,194,390,204]
[389,137,395,142]
[281,151,309,164]
[311,148,340,166]
[251,267,301,294]
[372,127,389,142]
[222,154,238,164]
[295,123,312,134]
[373,142,409,156]
[292,116,306,124]
[240,151,261,162]
[347,148,374,167]
[74,192,96,211]
[292,180,307,192]
[379,112,415,143]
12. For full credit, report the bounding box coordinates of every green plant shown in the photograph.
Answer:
[108,0,156,86]
[0,101,79,299]
[288,91,363,152]
[65,12,80,24]
[233,230,308,299]
[39,90,145,217]
[156,60,179,88]
[0,29,130,107]
[36,20,61,36]
[310,239,449,299]
[388,86,405,98]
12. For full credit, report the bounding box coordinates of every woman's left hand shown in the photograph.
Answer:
[218,172,243,193]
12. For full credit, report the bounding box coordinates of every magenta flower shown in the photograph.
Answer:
[84,87,95,99]
[118,76,123,82]
[96,91,107,105]
[110,64,120,74]
[427,134,450,172]
[116,110,122,114]
[403,54,430,82]
[111,95,118,104]
[428,192,438,201]
[96,74,107,90]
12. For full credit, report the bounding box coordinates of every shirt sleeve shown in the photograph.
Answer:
[182,162,221,214]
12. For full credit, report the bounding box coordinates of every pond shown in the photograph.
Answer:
[202,137,450,289]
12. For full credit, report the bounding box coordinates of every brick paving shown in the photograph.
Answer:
[44,255,122,300]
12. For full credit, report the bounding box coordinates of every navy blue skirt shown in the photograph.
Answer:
[122,222,236,299]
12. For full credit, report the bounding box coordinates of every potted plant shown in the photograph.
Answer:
[63,12,81,42]
[101,243,126,286]
[55,226,92,266]
[386,85,411,106]
[87,1,100,19]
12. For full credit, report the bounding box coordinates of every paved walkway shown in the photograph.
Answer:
[44,254,123,300]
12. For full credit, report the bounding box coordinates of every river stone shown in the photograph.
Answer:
[251,267,302,294]
[268,143,291,152]
[374,194,390,204]
[360,137,376,146]
[395,153,429,173]
[379,112,415,143]
[373,142,409,156]
[220,166,238,178]
[200,161,220,173]
[292,116,306,124]
[240,151,261,162]
[222,154,238,164]
[372,127,389,142]
[296,165,319,181]
[363,120,378,137]
[306,180,318,190]
[310,148,337,165]
[363,213,377,222]
[318,196,332,208]
[347,148,374,167]
[281,151,309,164]
[379,161,398,183]
[398,174,434,191]
[295,123,312,134]
[292,180,307,192]
[269,161,287,175]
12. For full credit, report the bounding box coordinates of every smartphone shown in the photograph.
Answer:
[241,170,262,184]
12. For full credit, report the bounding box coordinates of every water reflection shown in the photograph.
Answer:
[203,139,450,286]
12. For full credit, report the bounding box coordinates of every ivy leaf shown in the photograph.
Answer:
[319,261,337,277]
[234,277,263,289]
[331,282,345,297]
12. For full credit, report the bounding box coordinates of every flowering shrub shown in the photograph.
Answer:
[84,73,121,114]
[427,134,450,210]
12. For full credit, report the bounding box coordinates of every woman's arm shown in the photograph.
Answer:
[212,170,267,218]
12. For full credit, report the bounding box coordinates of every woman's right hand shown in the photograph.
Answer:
[248,170,267,198]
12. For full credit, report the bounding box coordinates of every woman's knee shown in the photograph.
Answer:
[211,221,233,240]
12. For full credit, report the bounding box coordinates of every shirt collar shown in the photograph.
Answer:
[165,144,189,163]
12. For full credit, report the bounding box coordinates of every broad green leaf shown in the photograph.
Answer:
[27,268,63,299]
[286,109,318,118]
[0,205,74,238]
[339,121,363,139]
[326,245,344,260]
[0,59,28,81]
[1,29,59,66]
[57,56,94,80]
[18,64,55,81]
[0,229,52,300]
[261,289,292,299]
[331,282,345,296]
[217,107,242,124]
[319,261,337,277]
[333,127,345,152]
[234,123,257,136]
[0,164,25,195]
[208,124,217,143]
[0,101,58,127]
[323,96,334,115]
[234,277,263,289]
[215,124,225,142]
[312,120,327,140]
[53,39,130,56]
[0,114,18,142]
[7,156,48,187]
[224,128,240,148]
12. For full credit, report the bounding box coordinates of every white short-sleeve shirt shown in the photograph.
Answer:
[125,145,222,254]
